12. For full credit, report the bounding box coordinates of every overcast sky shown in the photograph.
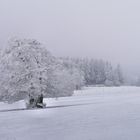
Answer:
[0,0,140,75]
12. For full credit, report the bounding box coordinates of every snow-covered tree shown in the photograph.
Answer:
[58,58,85,90]
[93,60,106,84]
[0,38,54,102]
[104,62,114,86]
[115,65,124,84]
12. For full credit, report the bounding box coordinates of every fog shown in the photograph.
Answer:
[0,0,140,75]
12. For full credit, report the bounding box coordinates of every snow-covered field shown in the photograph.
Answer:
[1,86,140,140]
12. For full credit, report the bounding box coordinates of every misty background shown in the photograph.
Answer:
[0,0,140,78]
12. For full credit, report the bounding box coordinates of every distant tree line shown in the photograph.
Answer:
[59,57,124,87]
[0,38,124,103]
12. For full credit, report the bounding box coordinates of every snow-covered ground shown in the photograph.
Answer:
[1,86,140,140]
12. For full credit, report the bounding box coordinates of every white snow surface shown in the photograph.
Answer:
[1,86,140,140]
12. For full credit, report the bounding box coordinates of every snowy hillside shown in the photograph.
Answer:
[1,86,140,140]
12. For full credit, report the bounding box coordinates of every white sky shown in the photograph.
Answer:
[0,0,140,75]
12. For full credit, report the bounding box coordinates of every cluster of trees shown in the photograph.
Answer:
[0,38,124,103]
[0,39,84,102]
[60,57,124,86]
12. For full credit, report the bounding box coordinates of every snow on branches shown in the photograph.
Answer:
[0,38,54,102]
